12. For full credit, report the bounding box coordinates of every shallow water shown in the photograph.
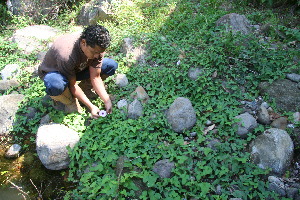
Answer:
[0,143,28,200]
[0,141,71,200]
[0,187,26,200]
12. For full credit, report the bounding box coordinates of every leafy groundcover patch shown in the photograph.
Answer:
[63,0,299,199]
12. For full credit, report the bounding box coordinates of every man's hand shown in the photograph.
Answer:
[104,99,112,114]
[90,105,101,119]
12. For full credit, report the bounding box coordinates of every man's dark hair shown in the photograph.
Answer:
[80,25,111,49]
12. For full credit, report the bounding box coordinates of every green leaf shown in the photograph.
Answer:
[143,174,157,187]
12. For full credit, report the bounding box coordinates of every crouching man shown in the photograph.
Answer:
[38,25,118,119]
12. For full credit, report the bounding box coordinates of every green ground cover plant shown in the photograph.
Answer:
[0,0,299,199]
[65,0,298,199]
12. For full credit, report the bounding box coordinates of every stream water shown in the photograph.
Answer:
[0,141,72,200]
[0,187,25,200]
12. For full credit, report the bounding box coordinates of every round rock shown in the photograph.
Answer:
[36,124,80,170]
[166,97,196,133]
[250,128,294,175]
[5,144,22,158]
[153,159,175,178]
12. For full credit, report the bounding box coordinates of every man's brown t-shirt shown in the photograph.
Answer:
[38,32,103,80]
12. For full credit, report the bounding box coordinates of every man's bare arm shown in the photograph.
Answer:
[89,66,112,114]
[69,77,100,118]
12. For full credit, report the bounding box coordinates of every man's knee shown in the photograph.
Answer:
[102,58,118,76]
[44,72,68,96]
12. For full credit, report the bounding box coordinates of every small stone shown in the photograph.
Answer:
[188,67,203,80]
[190,176,196,181]
[115,74,129,88]
[153,159,175,178]
[257,96,263,102]
[117,99,128,109]
[191,146,197,151]
[25,107,37,119]
[5,144,22,158]
[40,114,51,125]
[127,99,143,119]
[207,138,221,150]
[286,187,299,199]
[234,112,258,138]
[253,25,260,30]
[268,176,286,196]
[246,101,259,111]
[261,102,269,109]
[184,137,190,141]
[270,117,288,130]
[257,105,271,125]
[267,107,274,112]
[150,113,157,119]
[130,86,149,103]
[293,112,300,122]
[0,79,19,92]
[216,185,222,195]
[205,120,213,126]
[286,73,300,82]
[190,132,197,137]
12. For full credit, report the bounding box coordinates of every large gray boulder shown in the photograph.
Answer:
[0,94,25,136]
[216,13,253,35]
[36,124,80,170]
[7,0,70,20]
[166,97,196,133]
[11,25,58,54]
[258,79,300,112]
[249,128,294,175]
[77,0,112,25]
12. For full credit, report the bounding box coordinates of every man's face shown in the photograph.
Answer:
[81,39,106,59]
